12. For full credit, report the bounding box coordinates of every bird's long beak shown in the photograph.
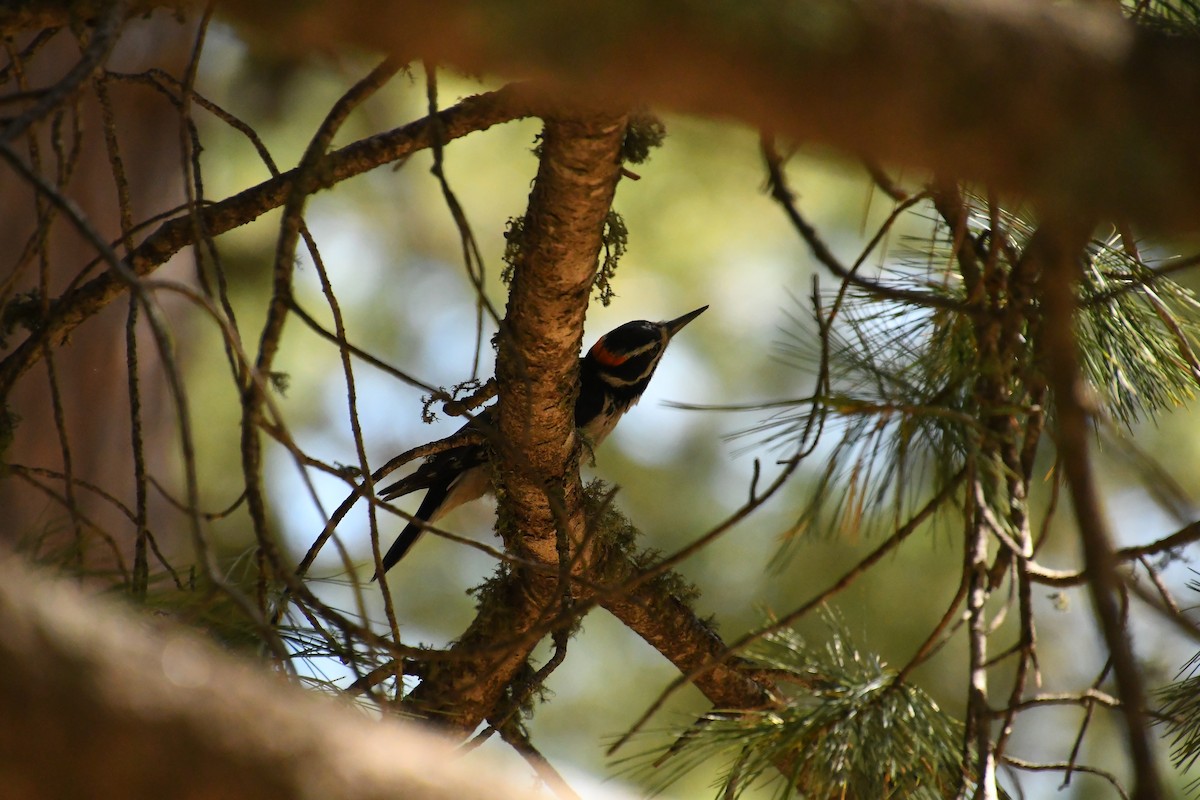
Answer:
[663,305,709,338]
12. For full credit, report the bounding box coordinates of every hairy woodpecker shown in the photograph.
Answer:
[374,306,708,577]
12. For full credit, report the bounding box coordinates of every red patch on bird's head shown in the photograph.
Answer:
[589,338,628,367]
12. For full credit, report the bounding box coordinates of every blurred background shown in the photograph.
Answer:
[5,10,1200,798]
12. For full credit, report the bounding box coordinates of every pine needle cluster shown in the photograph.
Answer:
[630,614,969,799]
[754,198,1200,554]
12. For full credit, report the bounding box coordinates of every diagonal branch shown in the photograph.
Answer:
[0,82,543,398]
[602,578,778,714]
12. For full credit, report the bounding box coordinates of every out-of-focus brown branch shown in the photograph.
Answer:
[0,550,623,800]
[16,2,1200,231]
[217,0,1200,234]
[1036,219,1163,800]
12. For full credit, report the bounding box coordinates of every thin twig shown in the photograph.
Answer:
[490,717,582,800]
[0,83,543,397]
[1,0,125,144]
[1003,756,1130,800]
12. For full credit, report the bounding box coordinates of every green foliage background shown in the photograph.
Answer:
[155,28,1200,798]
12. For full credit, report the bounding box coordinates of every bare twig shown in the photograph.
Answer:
[1003,756,1130,800]
[0,83,544,397]
[1,0,125,144]
[489,716,581,800]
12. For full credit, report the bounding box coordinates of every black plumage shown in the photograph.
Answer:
[374,306,707,578]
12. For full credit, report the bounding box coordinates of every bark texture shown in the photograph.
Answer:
[402,109,629,731]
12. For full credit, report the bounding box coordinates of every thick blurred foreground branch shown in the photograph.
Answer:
[8,1,1200,230]
[0,549,625,800]
[219,0,1200,234]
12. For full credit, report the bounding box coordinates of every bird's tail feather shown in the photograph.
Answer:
[373,481,450,580]
[378,470,436,502]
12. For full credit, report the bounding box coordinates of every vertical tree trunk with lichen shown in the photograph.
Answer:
[402,109,628,730]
